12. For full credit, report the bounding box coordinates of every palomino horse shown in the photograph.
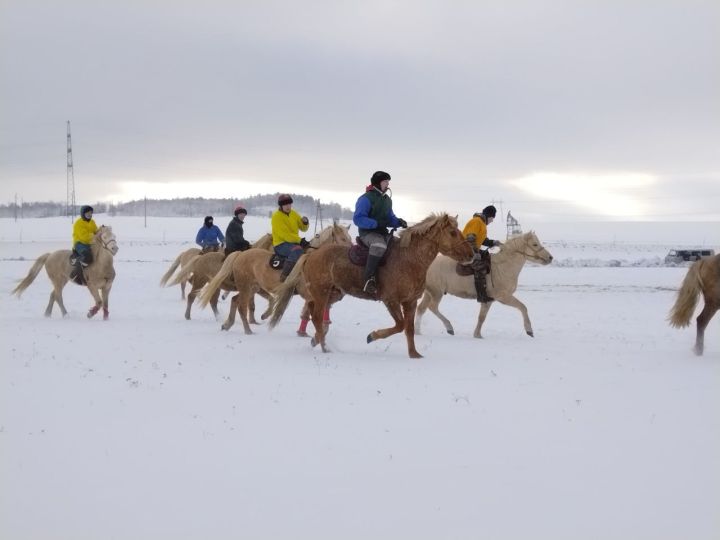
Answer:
[416,231,553,338]
[198,223,352,334]
[269,214,474,358]
[668,254,720,356]
[159,247,200,299]
[11,225,119,319]
[165,234,273,321]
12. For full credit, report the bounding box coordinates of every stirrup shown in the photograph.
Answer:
[363,277,377,294]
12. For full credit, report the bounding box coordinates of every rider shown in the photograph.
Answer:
[462,204,503,303]
[353,171,408,295]
[271,194,309,281]
[196,216,225,253]
[225,204,251,256]
[72,205,98,272]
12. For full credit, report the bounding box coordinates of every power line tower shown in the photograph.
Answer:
[66,121,76,218]
[506,211,523,240]
[313,199,326,235]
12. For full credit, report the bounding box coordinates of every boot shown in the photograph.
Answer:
[280,259,296,282]
[474,269,493,303]
[362,254,383,295]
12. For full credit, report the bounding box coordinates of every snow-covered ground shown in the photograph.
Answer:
[1,216,719,540]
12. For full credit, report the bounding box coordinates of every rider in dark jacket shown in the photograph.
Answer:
[352,171,408,295]
[225,205,251,256]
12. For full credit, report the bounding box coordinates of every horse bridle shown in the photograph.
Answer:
[98,231,118,253]
[511,240,548,262]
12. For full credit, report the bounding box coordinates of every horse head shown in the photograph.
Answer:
[505,231,552,264]
[310,222,352,248]
[97,225,119,255]
[400,213,473,262]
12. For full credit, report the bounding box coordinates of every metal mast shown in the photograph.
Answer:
[66,121,76,218]
[313,199,325,235]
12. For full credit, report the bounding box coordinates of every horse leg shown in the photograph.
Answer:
[297,301,311,337]
[309,298,332,352]
[181,280,187,300]
[248,294,259,325]
[237,289,254,335]
[50,277,70,318]
[367,301,405,346]
[322,306,331,334]
[221,294,240,331]
[45,291,56,317]
[86,285,103,319]
[473,301,493,338]
[426,289,455,336]
[101,281,113,320]
[258,289,273,320]
[694,302,717,356]
[185,282,201,320]
[401,300,422,359]
[210,289,221,321]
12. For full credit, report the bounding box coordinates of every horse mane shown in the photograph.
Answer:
[398,213,457,248]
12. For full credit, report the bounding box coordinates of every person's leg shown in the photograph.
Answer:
[361,233,387,294]
[276,242,303,281]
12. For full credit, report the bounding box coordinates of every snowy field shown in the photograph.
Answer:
[1,216,719,540]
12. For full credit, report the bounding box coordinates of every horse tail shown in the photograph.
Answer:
[11,253,51,297]
[166,255,200,287]
[197,253,235,309]
[159,253,185,287]
[668,260,703,328]
[268,254,307,330]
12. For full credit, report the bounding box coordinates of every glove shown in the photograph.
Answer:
[397,218,408,229]
[493,240,503,247]
[300,237,311,249]
[466,233,477,244]
[301,216,309,225]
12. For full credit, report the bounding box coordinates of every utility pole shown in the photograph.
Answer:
[66,121,76,219]
[313,199,325,235]
[491,198,504,223]
[14,193,18,222]
[144,196,147,228]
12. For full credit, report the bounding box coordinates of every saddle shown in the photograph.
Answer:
[348,236,394,267]
[268,253,285,270]
[456,249,491,276]
[69,250,87,285]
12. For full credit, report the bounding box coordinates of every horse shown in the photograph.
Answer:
[198,222,352,334]
[269,213,474,358]
[416,231,553,338]
[668,254,720,356]
[159,247,201,299]
[11,225,119,319]
[165,234,273,321]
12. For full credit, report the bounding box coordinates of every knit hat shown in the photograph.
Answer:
[204,215,214,226]
[370,171,391,188]
[482,205,497,218]
[278,194,293,206]
[80,205,94,216]
[234,204,247,216]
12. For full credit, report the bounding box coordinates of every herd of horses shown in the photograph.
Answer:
[10,215,720,357]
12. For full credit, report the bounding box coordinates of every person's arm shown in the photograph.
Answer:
[216,226,225,243]
[196,228,204,246]
[297,212,309,233]
[353,196,377,229]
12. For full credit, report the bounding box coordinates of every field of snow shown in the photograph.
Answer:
[1,216,719,540]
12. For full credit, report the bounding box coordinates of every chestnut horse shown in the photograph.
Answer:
[11,225,119,319]
[668,254,720,356]
[198,223,352,334]
[416,231,553,338]
[165,234,272,321]
[269,213,474,358]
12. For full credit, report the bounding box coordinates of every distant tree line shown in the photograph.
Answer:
[0,194,354,220]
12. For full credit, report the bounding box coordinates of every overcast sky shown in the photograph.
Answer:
[1,0,718,222]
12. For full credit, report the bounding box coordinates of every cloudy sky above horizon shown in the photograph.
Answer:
[1,0,718,222]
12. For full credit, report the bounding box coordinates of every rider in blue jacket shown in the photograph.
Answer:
[196,216,225,253]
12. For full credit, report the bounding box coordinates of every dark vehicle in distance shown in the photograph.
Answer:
[665,249,716,264]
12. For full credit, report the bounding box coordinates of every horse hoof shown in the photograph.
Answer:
[693,346,703,356]
[409,352,423,359]
[297,331,309,337]
[527,331,534,337]
[261,313,269,320]
[366,333,374,344]
[447,329,455,335]
[310,337,318,347]
[221,325,229,331]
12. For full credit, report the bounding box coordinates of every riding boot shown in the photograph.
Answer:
[280,259,296,282]
[363,254,382,295]
[474,269,494,303]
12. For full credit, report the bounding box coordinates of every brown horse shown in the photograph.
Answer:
[269,213,474,358]
[668,254,720,356]
[11,225,119,319]
[198,223,352,334]
[159,247,201,299]
[166,234,273,321]
[416,231,553,338]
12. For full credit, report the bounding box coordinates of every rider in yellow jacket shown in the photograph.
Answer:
[72,205,98,266]
[271,194,310,280]
[462,205,502,303]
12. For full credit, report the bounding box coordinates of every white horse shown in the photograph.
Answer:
[416,231,553,338]
[12,225,119,319]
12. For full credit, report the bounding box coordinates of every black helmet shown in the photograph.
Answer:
[80,205,94,216]
[370,171,391,188]
[278,194,293,206]
[482,205,497,218]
